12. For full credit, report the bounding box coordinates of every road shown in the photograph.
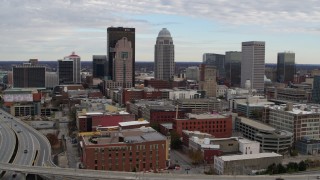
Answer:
[0,109,55,179]
[1,162,320,180]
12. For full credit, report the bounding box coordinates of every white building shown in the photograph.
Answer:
[185,66,199,81]
[214,152,282,175]
[216,85,228,97]
[238,138,260,155]
[169,89,200,100]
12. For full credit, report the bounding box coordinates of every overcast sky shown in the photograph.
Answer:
[1,0,320,63]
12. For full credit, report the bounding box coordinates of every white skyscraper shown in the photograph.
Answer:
[154,28,175,81]
[241,41,265,92]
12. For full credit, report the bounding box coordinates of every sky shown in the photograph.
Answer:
[0,0,320,64]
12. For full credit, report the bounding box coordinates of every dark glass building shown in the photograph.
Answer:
[58,60,73,84]
[107,27,135,84]
[13,64,46,88]
[92,55,107,78]
[225,51,241,87]
[202,53,225,78]
[312,75,320,103]
[277,52,295,83]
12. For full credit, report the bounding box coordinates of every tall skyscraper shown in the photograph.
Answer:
[107,27,135,85]
[199,64,217,97]
[225,51,241,87]
[241,41,265,92]
[154,28,175,81]
[203,53,225,78]
[312,75,320,103]
[58,52,81,84]
[92,55,107,79]
[13,64,46,88]
[276,52,295,83]
[113,37,133,88]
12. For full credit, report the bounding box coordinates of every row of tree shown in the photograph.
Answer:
[261,161,307,175]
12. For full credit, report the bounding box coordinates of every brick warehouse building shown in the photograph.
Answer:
[173,113,232,137]
[79,127,168,172]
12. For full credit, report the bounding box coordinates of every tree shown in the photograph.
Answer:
[46,133,59,146]
[286,162,299,172]
[188,150,203,165]
[298,161,307,171]
[277,163,287,174]
[170,131,182,150]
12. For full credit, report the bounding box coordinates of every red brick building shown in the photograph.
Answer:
[173,113,232,138]
[143,108,186,125]
[80,127,168,172]
[122,89,162,105]
[144,79,170,89]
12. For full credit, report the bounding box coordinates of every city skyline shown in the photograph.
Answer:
[0,0,319,64]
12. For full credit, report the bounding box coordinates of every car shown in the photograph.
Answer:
[317,176,320,179]
[12,173,17,178]
[24,149,28,153]
[17,130,21,133]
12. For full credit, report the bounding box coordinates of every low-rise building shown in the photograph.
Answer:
[295,138,320,155]
[79,127,168,172]
[173,113,232,138]
[236,117,293,153]
[175,98,221,113]
[214,153,282,175]
[269,103,320,141]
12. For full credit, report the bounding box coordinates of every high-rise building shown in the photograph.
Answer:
[185,66,199,81]
[203,53,225,78]
[58,52,81,84]
[276,52,295,83]
[92,55,107,79]
[241,41,265,92]
[199,64,217,97]
[113,37,133,88]
[107,27,135,85]
[12,64,46,88]
[154,28,175,81]
[225,51,241,87]
[312,75,320,103]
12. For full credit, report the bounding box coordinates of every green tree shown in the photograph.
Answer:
[286,162,299,172]
[277,163,287,174]
[170,131,182,150]
[298,161,307,171]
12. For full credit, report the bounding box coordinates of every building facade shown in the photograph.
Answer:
[80,127,168,172]
[113,37,133,88]
[173,113,232,137]
[276,52,295,83]
[154,28,175,81]
[241,41,265,92]
[225,51,241,87]
[203,53,225,78]
[312,76,320,103]
[199,64,217,97]
[214,153,282,175]
[12,64,46,88]
[236,117,293,153]
[58,52,81,84]
[269,104,320,141]
[107,27,135,85]
[92,55,107,79]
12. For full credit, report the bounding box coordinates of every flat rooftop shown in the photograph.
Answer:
[119,120,149,127]
[218,152,282,161]
[238,117,275,132]
[177,113,227,120]
[82,127,166,146]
